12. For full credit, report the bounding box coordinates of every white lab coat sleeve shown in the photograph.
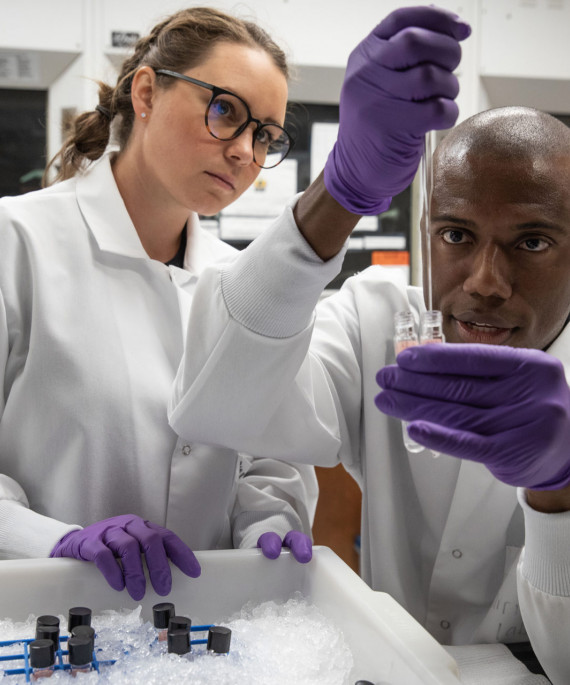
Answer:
[169,198,363,469]
[516,487,570,685]
[231,454,319,550]
[0,251,80,560]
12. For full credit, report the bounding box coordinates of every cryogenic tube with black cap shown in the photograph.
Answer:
[68,606,92,633]
[35,624,60,650]
[29,639,55,679]
[153,602,175,642]
[207,626,231,655]
[71,625,95,643]
[167,629,191,656]
[68,636,93,675]
[168,616,191,632]
[36,615,59,630]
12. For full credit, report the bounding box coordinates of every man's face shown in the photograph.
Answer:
[426,148,570,350]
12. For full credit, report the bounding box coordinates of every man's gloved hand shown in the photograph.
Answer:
[375,343,570,490]
[50,514,201,600]
[257,530,313,563]
[324,5,471,215]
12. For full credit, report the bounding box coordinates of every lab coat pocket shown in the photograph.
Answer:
[165,442,239,551]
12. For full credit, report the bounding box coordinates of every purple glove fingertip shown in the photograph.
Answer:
[144,521,201,584]
[283,530,313,564]
[375,5,471,41]
[257,532,282,560]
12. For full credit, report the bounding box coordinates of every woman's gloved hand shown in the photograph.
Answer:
[375,343,570,490]
[324,5,471,215]
[50,514,201,600]
[257,530,313,563]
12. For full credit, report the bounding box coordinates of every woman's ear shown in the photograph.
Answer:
[130,66,156,119]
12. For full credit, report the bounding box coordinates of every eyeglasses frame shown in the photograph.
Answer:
[154,68,294,168]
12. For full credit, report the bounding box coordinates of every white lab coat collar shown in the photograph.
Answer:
[76,153,148,260]
[75,152,234,276]
[184,212,236,277]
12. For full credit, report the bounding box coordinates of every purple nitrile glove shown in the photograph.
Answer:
[257,530,313,563]
[375,343,570,490]
[324,5,471,215]
[50,514,201,600]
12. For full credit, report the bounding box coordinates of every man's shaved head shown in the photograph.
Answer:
[436,106,570,164]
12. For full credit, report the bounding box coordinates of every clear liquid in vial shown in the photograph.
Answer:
[393,310,444,457]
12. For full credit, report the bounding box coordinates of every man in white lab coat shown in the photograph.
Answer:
[167,8,570,685]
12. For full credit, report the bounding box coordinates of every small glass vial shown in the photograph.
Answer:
[29,639,55,680]
[420,310,445,344]
[207,626,231,656]
[67,636,93,676]
[393,310,445,458]
[393,311,424,454]
[167,629,191,658]
[393,310,418,355]
[68,607,92,634]
[419,310,445,458]
[153,603,175,642]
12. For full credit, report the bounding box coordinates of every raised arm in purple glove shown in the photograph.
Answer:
[375,344,570,490]
[50,514,201,600]
[324,5,471,216]
[257,530,313,563]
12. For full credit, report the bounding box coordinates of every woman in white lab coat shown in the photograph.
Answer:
[0,6,315,601]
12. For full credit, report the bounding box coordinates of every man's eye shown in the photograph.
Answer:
[441,229,467,244]
[520,237,550,252]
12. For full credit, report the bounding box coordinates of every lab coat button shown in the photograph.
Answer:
[182,444,192,456]
[452,549,463,559]
[440,620,450,630]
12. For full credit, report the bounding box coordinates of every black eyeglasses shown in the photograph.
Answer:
[154,69,294,169]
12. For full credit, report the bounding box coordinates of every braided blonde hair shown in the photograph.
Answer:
[44,7,288,185]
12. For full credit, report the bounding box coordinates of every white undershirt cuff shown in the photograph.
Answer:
[221,195,347,339]
[0,499,81,560]
[518,487,570,596]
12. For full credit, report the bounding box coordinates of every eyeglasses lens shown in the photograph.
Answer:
[258,126,291,169]
[207,94,247,138]
[207,94,290,168]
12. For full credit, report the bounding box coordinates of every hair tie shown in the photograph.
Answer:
[95,105,112,120]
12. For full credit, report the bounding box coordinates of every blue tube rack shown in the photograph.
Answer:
[0,634,113,681]
[0,624,215,682]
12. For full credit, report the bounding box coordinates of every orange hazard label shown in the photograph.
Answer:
[371,251,409,266]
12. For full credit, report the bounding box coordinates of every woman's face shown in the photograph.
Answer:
[139,42,289,217]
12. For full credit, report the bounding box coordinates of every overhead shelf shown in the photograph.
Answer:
[0,48,80,90]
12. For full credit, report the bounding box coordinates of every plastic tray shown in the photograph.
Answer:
[0,546,461,684]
